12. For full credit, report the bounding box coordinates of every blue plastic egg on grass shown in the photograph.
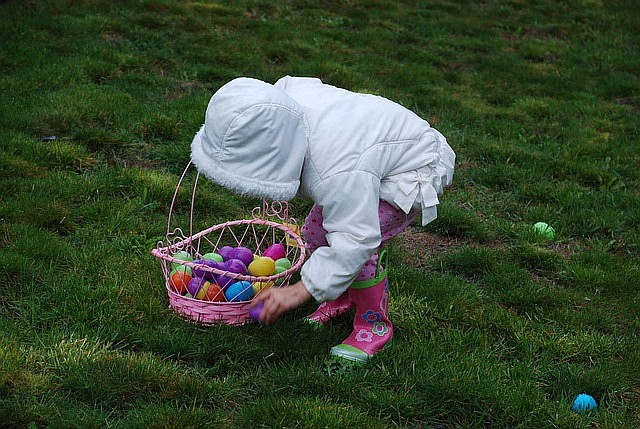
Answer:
[224,280,254,302]
[572,393,597,412]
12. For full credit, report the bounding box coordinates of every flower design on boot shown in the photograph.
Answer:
[372,322,389,337]
[361,310,381,324]
[355,329,373,342]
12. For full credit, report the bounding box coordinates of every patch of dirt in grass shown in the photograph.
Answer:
[393,226,470,268]
[164,81,205,100]
[547,242,571,257]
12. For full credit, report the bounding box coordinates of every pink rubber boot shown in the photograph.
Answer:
[329,251,392,363]
[305,291,353,325]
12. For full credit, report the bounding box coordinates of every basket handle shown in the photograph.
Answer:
[166,161,200,251]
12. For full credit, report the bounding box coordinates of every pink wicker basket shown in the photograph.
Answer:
[151,162,306,325]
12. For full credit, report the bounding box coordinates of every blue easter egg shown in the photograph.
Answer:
[224,280,255,302]
[572,393,597,412]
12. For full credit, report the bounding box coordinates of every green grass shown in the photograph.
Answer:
[1,0,639,427]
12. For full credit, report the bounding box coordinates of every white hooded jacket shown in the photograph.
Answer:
[191,76,455,302]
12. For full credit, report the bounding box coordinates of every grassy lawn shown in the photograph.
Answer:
[1,0,638,427]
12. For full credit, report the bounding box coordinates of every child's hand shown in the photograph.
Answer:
[251,280,311,325]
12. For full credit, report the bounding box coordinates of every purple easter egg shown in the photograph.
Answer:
[187,276,209,296]
[230,246,254,267]
[225,258,248,275]
[192,259,206,278]
[192,259,220,280]
[214,275,234,289]
[213,261,234,289]
[218,246,235,261]
[249,301,264,324]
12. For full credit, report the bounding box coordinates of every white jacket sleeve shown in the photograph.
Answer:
[300,171,382,302]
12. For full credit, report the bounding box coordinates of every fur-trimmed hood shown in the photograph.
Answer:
[191,77,308,201]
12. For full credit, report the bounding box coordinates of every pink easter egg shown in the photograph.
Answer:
[262,243,285,261]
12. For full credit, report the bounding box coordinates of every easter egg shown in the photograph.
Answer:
[285,223,301,247]
[275,257,292,270]
[252,280,274,295]
[272,264,287,284]
[171,264,192,276]
[572,393,597,412]
[205,258,221,269]
[202,252,223,262]
[225,280,255,302]
[170,270,192,294]
[213,262,235,289]
[214,274,234,289]
[249,301,264,324]
[262,243,285,261]
[187,276,209,297]
[533,222,556,240]
[203,283,224,302]
[213,259,245,289]
[248,257,276,277]
[225,258,248,275]
[273,265,287,285]
[229,246,254,267]
[218,246,235,261]
[192,259,219,280]
[171,250,192,270]
[195,280,212,300]
[192,259,205,277]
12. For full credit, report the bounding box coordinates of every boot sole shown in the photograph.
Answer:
[329,339,393,364]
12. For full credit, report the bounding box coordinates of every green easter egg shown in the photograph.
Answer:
[170,265,192,276]
[533,222,556,240]
[202,252,223,262]
[171,250,192,270]
[275,258,292,270]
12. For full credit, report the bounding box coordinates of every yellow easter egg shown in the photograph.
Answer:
[252,280,274,295]
[285,223,302,247]
[248,257,276,276]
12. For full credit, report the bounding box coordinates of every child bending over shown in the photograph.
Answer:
[191,76,455,363]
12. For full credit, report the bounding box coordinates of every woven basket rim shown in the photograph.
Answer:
[151,218,306,284]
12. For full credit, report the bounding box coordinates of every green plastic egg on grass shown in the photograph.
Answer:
[533,222,556,240]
